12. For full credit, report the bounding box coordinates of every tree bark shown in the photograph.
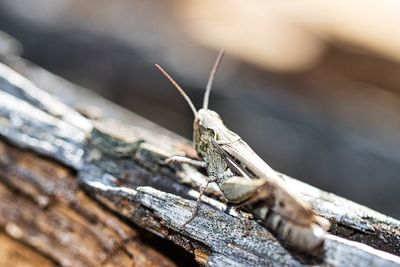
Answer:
[0,55,399,266]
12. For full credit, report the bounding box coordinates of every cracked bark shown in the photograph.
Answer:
[0,55,399,266]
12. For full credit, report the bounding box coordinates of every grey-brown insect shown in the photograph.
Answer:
[155,50,330,252]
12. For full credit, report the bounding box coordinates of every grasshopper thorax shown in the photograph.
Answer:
[193,108,239,164]
[193,108,232,178]
[193,109,224,152]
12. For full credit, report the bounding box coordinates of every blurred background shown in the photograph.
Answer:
[0,0,400,218]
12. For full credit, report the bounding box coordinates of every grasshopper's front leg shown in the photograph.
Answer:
[164,155,207,168]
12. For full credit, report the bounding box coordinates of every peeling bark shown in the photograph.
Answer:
[0,58,399,266]
[0,141,177,267]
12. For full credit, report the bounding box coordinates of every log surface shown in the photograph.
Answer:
[0,56,400,266]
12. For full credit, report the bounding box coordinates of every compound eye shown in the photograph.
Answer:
[194,115,202,125]
[215,132,220,141]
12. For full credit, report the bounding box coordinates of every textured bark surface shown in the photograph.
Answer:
[0,141,178,267]
[0,54,400,266]
[0,232,53,267]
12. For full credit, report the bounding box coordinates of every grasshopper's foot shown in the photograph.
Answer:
[164,156,207,168]
[234,208,253,236]
[181,195,203,228]
[181,204,200,228]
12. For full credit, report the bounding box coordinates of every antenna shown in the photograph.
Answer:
[203,50,225,110]
[155,64,198,117]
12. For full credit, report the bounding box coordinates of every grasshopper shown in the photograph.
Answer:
[155,51,330,251]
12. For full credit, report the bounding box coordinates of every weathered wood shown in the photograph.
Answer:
[0,232,53,267]
[0,141,177,267]
[0,59,399,266]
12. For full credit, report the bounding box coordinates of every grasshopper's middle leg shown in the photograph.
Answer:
[164,155,207,168]
[181,178,217,227]
[164,155,211,227]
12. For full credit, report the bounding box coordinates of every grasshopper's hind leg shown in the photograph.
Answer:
[220,176,270,235]
[220,176,269,204]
